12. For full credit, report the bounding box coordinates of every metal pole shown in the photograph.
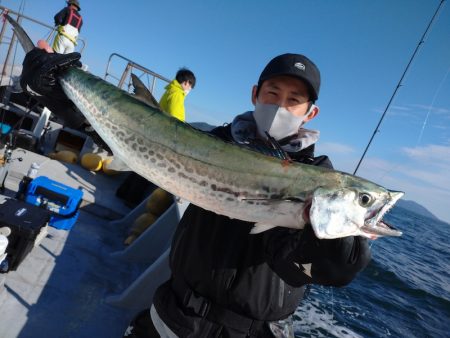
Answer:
[118,63,131,89]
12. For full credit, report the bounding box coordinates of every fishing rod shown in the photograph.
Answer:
[353,0,446,175]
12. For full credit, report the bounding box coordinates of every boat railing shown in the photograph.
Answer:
[104,53,171,98]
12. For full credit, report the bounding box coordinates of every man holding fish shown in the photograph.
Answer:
[126,54,373,337]
[21,50,374,337]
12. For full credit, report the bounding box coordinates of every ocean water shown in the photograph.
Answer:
[293,207,450,338]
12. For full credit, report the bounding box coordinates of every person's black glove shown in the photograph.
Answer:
[267,225,371,287]
[293,225,366,265]
[19,48,113,153]
[19,48,86,129]
[20,48,82,99]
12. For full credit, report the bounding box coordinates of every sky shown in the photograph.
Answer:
[1,0,450,224]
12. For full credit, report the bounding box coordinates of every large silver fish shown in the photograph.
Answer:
[7,13,403,239]
[59,67,403,239]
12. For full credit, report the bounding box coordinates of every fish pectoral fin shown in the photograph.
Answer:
[250,223,277,234]
[104,157,131,171]
[242,196,304,203]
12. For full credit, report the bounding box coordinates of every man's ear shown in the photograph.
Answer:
[251,85,258,105]
[304,104,319,122]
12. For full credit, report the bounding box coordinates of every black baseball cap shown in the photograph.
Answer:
[67,0,81,10]
[258,53,321,101]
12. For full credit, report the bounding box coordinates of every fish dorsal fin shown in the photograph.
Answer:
[130,73,161,109]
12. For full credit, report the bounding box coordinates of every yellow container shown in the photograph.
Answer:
[81,153,103,171]
[102,158,120,175]
[124,212,158,245]
[146,188,173,215]
[48,150,78,164]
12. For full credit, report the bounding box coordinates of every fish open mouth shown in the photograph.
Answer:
[361,219,402,237]
[360,191,404,238]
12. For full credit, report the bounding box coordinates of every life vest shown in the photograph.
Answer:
[56,8,82,45]
[67,8,82,30]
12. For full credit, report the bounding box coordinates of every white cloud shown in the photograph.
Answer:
[409,104,450,115]
[432,123,449,130]
[402,144,450,167]
[371,103,450,123]
[401,169,450,192]
[390,105,412,111]
[316,142,355,155]
[372,106,418,119]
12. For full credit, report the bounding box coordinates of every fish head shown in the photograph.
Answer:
[309,185,404,239]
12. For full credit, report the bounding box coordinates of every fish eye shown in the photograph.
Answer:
[359,193,373,207]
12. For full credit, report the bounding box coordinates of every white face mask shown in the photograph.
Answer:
[253,102,313,140]
[184,88,191,95]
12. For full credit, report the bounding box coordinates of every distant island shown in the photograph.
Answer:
[190,122,216,131]
[395,199,440,221]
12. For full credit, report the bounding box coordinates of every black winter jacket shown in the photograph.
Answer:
[153,124,371,337]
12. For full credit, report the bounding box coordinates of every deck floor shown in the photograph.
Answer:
[0,209,147,338]
[0,148,151,338]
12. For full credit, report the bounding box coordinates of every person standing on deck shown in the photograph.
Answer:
[52,0,83,54]
[159,68,196,122]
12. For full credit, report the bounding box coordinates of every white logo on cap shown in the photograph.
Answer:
[294,62,305,71]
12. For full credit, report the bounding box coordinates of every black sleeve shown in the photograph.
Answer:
[294,226,372,286]
[54,7,68,26]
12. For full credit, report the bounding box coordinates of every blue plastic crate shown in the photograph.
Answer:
[24,176,83,230]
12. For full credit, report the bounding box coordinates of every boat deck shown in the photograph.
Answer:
[0,148,158,338]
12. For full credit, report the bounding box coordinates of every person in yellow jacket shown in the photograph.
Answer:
[158,68,196,121]
[53,0,83,54]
